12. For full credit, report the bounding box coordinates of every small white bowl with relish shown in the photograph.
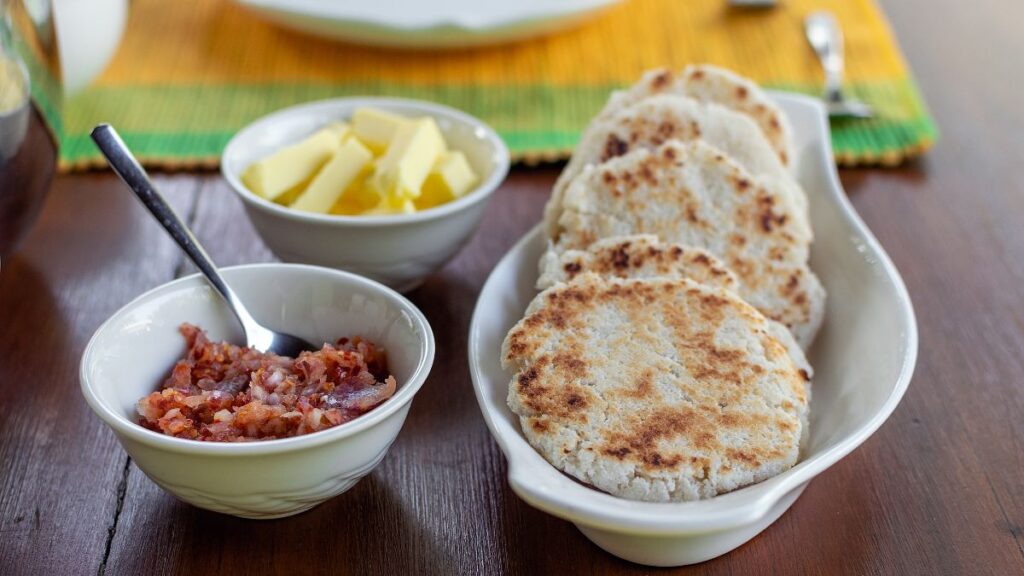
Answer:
[222,98,510,292]
[80,263,435,519]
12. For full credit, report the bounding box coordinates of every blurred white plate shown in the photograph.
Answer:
[234,0,620,48]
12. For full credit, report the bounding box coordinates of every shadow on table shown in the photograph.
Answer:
[0,256,67,360]
[491,452,653,574]
[109,469,455,574]
[740,453,886,573]
[403,269,479,434]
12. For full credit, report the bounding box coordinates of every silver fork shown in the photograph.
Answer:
[805,11,874,119]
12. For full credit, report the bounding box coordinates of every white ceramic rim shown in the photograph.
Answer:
[80,263,436,457]
[221,97,511,228]
[467,92,919,535]
[235,0,620,31]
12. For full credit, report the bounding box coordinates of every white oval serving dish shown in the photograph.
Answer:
[467,94,918,566]
[81,264,434,519]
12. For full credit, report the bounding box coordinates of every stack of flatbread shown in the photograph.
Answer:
[502,65,826,503]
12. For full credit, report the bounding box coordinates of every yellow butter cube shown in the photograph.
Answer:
[328,198,363,216]
[363,194,417,215]
[290,138,373,214]
[241,126,342,201]
[324,121,352,143]
[352,108,409,153]
[370,118,446,200]
[273,183,307,207]
[329,176,381,215]
[415,151,479,210]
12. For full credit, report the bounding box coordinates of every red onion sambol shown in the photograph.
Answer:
[137,324,397,441]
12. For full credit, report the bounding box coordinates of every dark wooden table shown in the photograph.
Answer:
[2,0,1022,574]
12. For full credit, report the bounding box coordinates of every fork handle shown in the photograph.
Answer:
[805,11,846,101]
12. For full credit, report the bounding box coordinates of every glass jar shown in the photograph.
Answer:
[0,0,57,258]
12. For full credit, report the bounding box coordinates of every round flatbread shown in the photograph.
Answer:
[554,140,825,348]
[503,275,810,502]
[544,94,806,239]
[537,234,738,292]
[598,65,795,167]
[537,234,812,377]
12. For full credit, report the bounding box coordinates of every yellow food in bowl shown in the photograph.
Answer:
[240,108,479,216]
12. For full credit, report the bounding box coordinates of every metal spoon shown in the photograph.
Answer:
[805,11,874,119]
[90,124,315,357]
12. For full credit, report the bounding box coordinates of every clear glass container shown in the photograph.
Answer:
[0,0,57,257]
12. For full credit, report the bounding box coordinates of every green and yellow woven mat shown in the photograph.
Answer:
[34,0,936,171]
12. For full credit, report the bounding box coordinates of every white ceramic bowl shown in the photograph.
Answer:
[81,264,434,519]
[222,98,510,293]
[468,94,918,566]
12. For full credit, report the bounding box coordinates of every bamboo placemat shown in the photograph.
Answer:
[32,0,936,171]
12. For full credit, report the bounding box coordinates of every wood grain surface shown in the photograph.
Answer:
[1,0,1022,574]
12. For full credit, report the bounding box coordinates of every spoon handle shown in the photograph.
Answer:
[90,124,266,343]
[805,11,846,101]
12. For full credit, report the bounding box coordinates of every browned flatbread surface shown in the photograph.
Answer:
[502,275,809,502]
[537,234,812,378]
[537,234,739,292]
[554,140,824,348]
[544,93,805,239]
[598,64,795,167]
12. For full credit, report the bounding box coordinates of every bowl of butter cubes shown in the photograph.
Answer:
[222,97,510,291]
